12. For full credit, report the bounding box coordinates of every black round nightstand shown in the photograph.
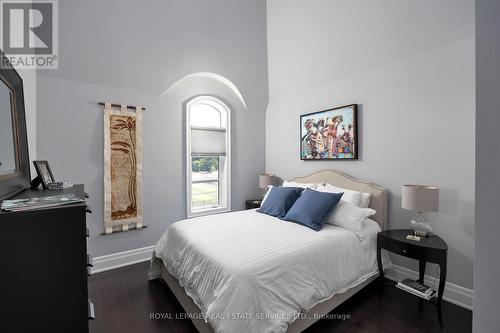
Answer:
[377,229,448,325]
[245,199,262,210]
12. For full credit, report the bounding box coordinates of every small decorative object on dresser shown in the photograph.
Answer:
[300,104,358,160]
[32,160,55,189]
[47,181,74,190]
[402,185,439,236]
[377,229,447,326]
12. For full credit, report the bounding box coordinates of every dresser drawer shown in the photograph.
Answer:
[394,246,422,259]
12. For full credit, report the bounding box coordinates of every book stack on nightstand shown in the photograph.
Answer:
[396,278,436,300]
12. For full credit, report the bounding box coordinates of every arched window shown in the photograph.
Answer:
[186,96,231,217]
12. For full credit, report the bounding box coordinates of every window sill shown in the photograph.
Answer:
[188,206,230,218]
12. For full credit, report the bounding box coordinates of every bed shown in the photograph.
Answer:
[149,170,390,333]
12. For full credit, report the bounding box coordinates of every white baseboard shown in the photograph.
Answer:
[385,264,473,310]
[90,246,474,311]
[91,245,154,274]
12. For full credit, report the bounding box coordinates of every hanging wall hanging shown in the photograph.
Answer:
[102,102,145,234]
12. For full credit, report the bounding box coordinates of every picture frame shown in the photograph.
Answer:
[300,104,358,160]
[32,160,55,189]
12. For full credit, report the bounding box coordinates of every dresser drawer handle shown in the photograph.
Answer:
[402,249,407,254]
[87,254,93,267]
[88,300,95,320]
[84,192,89,199]
[86,205,93,214]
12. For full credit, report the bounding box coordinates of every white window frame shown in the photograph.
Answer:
[186,96,231,218]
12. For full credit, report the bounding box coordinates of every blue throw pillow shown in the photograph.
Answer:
[284,188,343,231]
[257,186,304,218]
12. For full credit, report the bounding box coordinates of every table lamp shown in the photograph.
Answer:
[402,185,439,237]
[259,174,277,197]
[259,174,277,189]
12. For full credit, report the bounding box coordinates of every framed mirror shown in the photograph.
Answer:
[0,50,30,200]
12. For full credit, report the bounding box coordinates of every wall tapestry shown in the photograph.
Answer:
[103,103,144,234]
[300,104,358,160]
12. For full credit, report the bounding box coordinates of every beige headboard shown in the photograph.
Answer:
[291,170,388,230]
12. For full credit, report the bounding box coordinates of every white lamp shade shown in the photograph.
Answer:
[259,174,276,189]
[402,185,439,212]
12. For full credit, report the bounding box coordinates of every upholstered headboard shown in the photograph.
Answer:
[291,170,388,230]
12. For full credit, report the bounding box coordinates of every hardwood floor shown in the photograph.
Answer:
[89,262,472,333]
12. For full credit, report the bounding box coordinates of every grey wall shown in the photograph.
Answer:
[474,0,500,331]
[266,0,475,289]
[36,0,268,257]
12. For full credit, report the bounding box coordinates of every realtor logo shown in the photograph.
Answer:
[1,0,58,68]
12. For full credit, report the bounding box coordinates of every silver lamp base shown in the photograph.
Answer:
[410,213,432,237]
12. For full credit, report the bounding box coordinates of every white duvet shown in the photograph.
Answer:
[149,209,390,333]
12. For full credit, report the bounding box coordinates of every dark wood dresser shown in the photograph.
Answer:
[0,185,93,333]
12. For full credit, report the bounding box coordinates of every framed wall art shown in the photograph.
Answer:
[300,104,358,160]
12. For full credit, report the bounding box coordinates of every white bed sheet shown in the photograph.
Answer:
[149,209,390,333]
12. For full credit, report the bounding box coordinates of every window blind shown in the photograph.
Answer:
[191,127,226,156]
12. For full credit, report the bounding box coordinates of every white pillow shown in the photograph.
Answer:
[325,201,376,232]
[282,181,318,190]
[317,184,362,206]
[319,183,371,208]
[261,185,273,205]
[360,193,372,208]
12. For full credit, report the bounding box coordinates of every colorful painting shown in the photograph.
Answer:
[300,104,358,160]
[104,104,143,234]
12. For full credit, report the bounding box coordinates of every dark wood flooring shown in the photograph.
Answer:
[89,262,472,333]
